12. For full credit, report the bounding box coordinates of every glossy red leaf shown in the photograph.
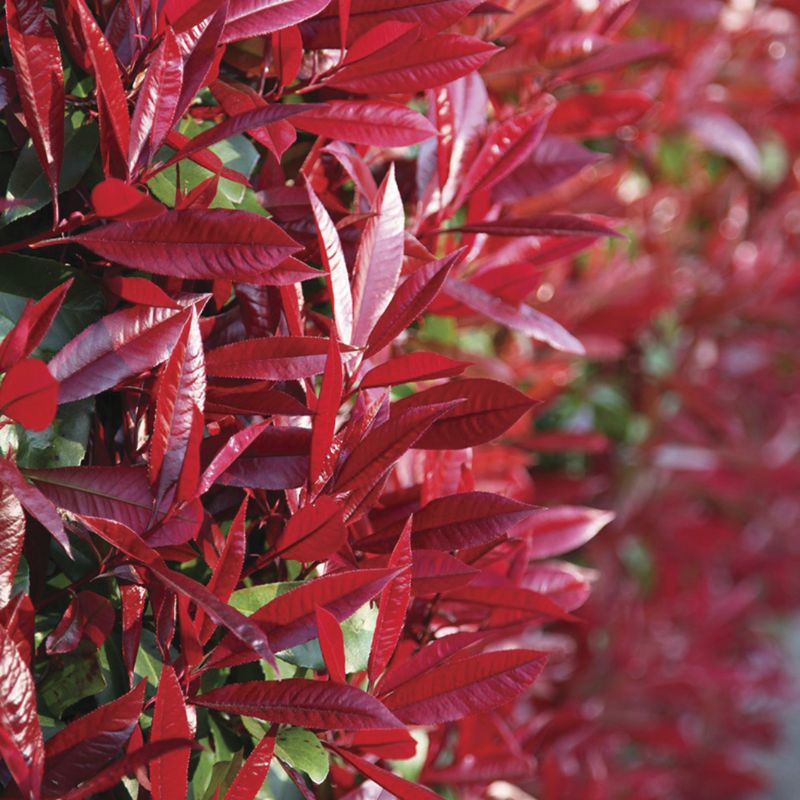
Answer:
[273,25,304,88]
[442,214,620,238]
[45,590,114,653]
[348,728,417,760]
[43,682,146,796]
[6,0,64,216]
[196,420,271,494]
[360,352,471,389]
[121,585,147,683]
[316,605,346,683]
[128,28,183,173]
[0,359,58,432]
[444,584,576,621]
[205,336,333,380]
[332,745,440,800]
[149,309,206,501]
[70,210,302,283]
[48,304,193,403]
[381,649,547,723]
[410,491,537,550]
[0,621,44,800]
[275,496,347,562]
[103,276,181,309]
[411,550,477,594]
[310,333,344,486]
[365,249,465,357]
[151,665,191,800]
[195,679,403,729]
[307,184,353,344]
[515,506,614,558]
[292,101,437,146]
[91,179,165,221]
[368,522,412,683]
[549,90,653,136]
[222,0,333,43]
[223,732,276,800]
[0,486,25,608]
[351,166,405,347]
[389,378,535,449]
[326,34,500,95]
[67,0,130,178]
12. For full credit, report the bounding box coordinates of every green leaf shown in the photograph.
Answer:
[39,645,107,717]
[2,112,99,226]
[12,399,93,469]
[275,727,329,784]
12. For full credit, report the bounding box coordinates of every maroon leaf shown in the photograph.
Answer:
[274,496,348,562]
[222,0,333,43]
[411,550,477,594]
[150,665,191,800]
[310,333,343,486]
[6,0,64,216]
[45,590,114,653]
[326,34,500,94]
[316,605,346,683]
[381,649,547,723]
[48,304,193,404]
[69,210,302,283]
[444,584,576,621]
[149,309,206,501]
[443,276,584,354]
[43,683,146,796]
[292,101,436,146]
[196,420,271,494]
[441,214,620,238]
[0,621,44,800]
[223,732,276,800]
[360,352,471,389]
[195,679,403,730]
[205,336,331,380]
[389,378,535,449]
[365,249,465,357]
[0,485,24,609]
[515,506,614,558]
[411,491,538,550]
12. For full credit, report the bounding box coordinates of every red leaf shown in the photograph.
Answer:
[205,336,332,380]
[307,184,353,344]
[222,0,333,43]
[70,210,302,283]
[103,276,181,309]
[410,491,537,550]
[351,165,405,347]
[223,732,276,800]
[48,304,193,404]
[368,522,412,683]
[43,683,146,796]
[316,605,347,683]
[0,621,44,800]
[310,334,344,486]
[292,101,437,146]
[91,179,165,221]
[66,0,130,178]
[121,585,147,683]
[360,352,471,389]
[128,28,183,173]
[331,745,441,800]
[0,359,58,432]
[326,34,500,94]
[151,665,191,800]
[515,506,614,558]
[6,0,64,216]
[549,90,653,136]
[444,584,576,621]
[441,214,620,238]
[149,309,206,501]
[273,26,304,88]
[275,496,347,562]
[389,378,535,449]
[195,679,402,730]
[0,485,24,609]
[207,567,397,669]
[365,249,465,357]
[411,550,477,594]
[196,420,271,494]
[45,590,114,653]
[381,649,547,723]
